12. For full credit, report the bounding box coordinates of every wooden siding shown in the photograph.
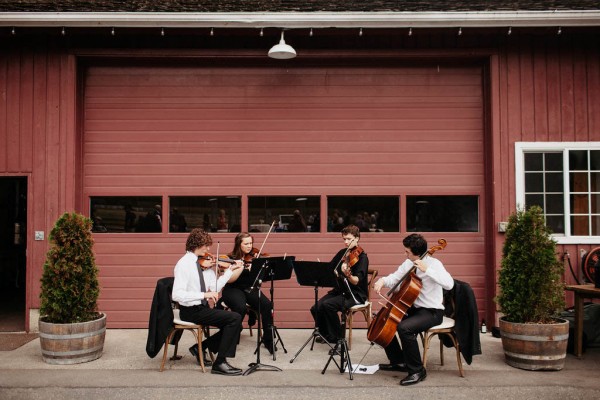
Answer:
[83,63,486,328]
[0,46,78,330]
[0,31,598,330]
[493,35,600,321]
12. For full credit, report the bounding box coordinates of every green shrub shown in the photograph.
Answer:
[496,206,565,324]
[40,212,100,323]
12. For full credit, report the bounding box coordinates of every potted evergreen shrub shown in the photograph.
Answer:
[496,205,568,370]
[39,212,106,364]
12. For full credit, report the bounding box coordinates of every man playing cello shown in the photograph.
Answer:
[373,233,453,385]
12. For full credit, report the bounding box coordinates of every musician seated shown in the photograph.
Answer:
[373,233,454,386]
[310,224,369,344]
[221,232,276,354]
[172,228,244,375]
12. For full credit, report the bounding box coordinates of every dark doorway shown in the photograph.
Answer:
[0,177,27,332]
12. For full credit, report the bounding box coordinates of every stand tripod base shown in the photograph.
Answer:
[322,339,354,380]
[243,362,282,376]
[289,328,333,363]
[254,325,288,361]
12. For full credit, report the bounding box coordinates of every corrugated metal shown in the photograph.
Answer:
[83,62,486,328]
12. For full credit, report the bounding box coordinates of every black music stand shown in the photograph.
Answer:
[243,259,281,375]
[251,256,294,361]
[321,274,354,380]
[289,260,338,363]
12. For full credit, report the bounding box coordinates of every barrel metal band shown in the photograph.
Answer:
[504,350,566,360]
[39,327,106,340]
[501,332,568,341]
[41,343,104,356]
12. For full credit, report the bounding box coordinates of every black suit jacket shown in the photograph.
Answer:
[146,277,179,358]
[443,279,482,364]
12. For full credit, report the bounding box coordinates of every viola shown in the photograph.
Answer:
[343,246,364,268]
[366,239,447,347]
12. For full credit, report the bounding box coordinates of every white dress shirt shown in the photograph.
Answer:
[172,251,233,307]
[382,255,454,310]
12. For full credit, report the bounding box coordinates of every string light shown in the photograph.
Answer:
[507,26,512,35]
[259,28,264,37]
[359,28,363,37]
[111,27,115,36]
[309,28,313,37]
[210,28,214,36]
[408,27,413,36]
[61,27,66,36]
[458,27,462,36]
[11,27,15,35]
[557,26,562,35]
[160,27,165,36]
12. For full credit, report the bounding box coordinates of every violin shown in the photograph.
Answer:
[198,252,238,270]
[242,247,270,269]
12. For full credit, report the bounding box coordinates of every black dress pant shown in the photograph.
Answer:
[384,307,444,374]
[221,286,274,344]
[310,292,356,342]
[179,304,241,359]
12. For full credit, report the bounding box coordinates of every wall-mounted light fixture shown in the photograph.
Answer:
[268,30,296,59]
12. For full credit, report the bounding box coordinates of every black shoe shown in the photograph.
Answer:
[379,363,407,372]
[400,369,427,386]
[315,336,335,344]
[189,344,212,367]
[211,361,242,376]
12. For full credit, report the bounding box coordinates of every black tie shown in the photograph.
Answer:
[197,262,209,306]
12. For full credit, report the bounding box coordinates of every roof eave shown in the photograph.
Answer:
[1,11,600,28]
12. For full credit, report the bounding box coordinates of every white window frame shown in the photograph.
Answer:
[515,142,600,245]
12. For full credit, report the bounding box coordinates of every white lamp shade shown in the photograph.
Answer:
[268,32,297,59]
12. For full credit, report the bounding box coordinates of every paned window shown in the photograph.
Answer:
[516,142,600,243]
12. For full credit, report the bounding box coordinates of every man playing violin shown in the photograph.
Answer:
[172,228,245,375]
[373,233,454,386]
[311,224,369,344]
[220,232,276,354]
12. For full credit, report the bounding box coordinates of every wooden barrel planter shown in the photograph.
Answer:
[499,317,569,371]
[39,313,106,365]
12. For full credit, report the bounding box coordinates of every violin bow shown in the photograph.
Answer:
[256,220,276,256]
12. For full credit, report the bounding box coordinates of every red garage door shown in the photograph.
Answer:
[83,60,486,328]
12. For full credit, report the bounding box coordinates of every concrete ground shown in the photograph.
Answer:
[1,328,599,400]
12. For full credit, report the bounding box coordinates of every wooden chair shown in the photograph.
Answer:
[420,297,465,377]
[160,307,212,372]
[346,268,378,350]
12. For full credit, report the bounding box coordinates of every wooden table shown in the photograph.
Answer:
[565,284,600,357]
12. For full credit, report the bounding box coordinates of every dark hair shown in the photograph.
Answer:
[230,232,253,259]
[185,228,212,252]
[403,233,427,257]
[341,224,360,238]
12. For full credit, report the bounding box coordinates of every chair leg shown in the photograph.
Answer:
[422,332,433,368]
[195,327,206,373]
[445,333,465,377]
[347,312,353,351]
[439,337,445,365]
[160,329,175,372]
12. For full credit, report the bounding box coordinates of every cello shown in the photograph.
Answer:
[366,238,447,347]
